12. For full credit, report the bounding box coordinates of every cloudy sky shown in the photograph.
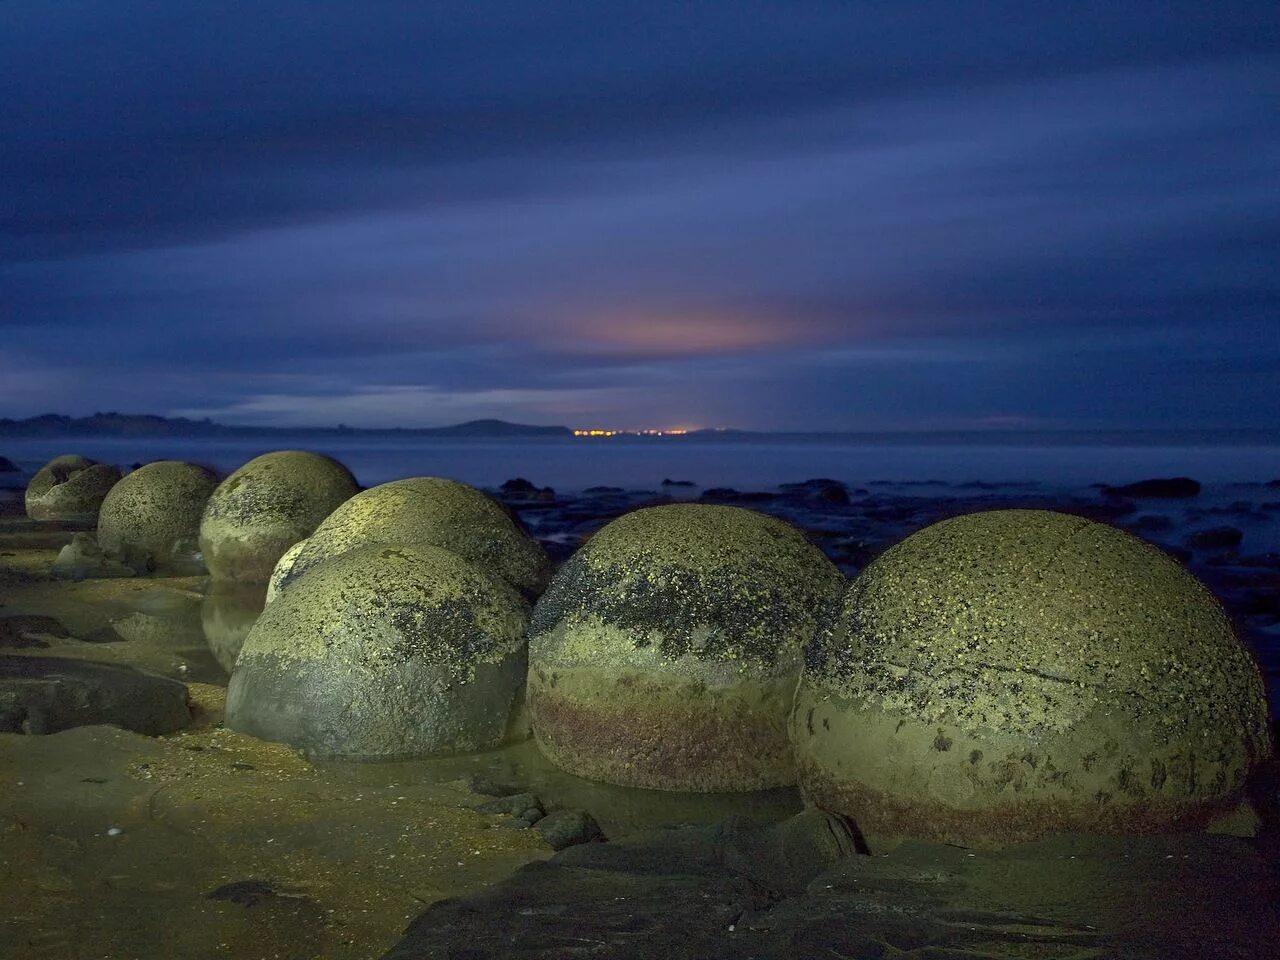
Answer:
[2,2,1277,431]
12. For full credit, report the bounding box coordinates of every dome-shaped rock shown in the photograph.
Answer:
[266,476,549,600]
[792,509,1271,847]
[527,503,845,791]
[226,544,530,759]
[199,450,358,583]
[97,461,218,573]
[25,454,122,521]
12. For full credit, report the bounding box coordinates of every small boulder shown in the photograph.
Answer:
[534,809,604,850]
[227,544,530,759]
[25,454,122,521]
[199,450,358,583]
[96,461,218,573]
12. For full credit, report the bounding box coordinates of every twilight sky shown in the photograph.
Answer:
[2,2,1277,432]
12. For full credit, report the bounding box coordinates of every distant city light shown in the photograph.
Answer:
[572,428,691,437]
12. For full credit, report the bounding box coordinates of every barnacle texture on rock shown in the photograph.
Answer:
[226,544,530,759]
[96,461,218,573]
[528,503,845,791]
[199,450,358,583]
[792,508,1271,847]
[265,476,549,600]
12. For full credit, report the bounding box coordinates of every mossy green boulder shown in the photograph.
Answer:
[96,461,218,573]
[226,544,530,759]
[199,450,358,583]
[792,509,1272,847]
[25,454,122,521]
[266,476,549,600]
[527,503,845,792]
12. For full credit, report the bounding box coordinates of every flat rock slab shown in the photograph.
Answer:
[385,817,1280,960]
[0,655,190,735]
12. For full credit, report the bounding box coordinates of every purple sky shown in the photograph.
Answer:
[2,2,1277,431]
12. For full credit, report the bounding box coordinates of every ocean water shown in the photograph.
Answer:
[4,434,1280,491]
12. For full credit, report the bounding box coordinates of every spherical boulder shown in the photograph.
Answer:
[97,461,218,573]
[527,503,845,792]
[226,544,530,759]
[792,509,1272,847]
[25,454,122,521]
[199,450,358,583]
[266,476,550,600]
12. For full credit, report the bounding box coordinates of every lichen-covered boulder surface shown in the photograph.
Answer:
[199,449,358,583]
[266,476,550,600]
[24,453,122,521]
[792,508,1272,847]
[226,543,531,759]
[96,460,218,573]
[527,503,846,792]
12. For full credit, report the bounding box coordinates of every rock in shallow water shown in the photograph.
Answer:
[0,655,190,735]
[97,460,218,574]
[527,503,845,792]
[199,449,358,583]
[228,543,530,759]
[792,508,1272,848]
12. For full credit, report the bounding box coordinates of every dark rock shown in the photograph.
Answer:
[0,615,70,649]
[534,809,604,850]
[467,773,524,798]
[0,655,191,735]
[1185,526,1244,551]
[499,477,555,501]
[0,456,18,473]
[474,792,545,823]
[779,479,850,506]
[384,817,1279,960]
[661,479,695,487]
[1103,476,1201,498]
[1126,514,1175,532]
[206,880,282,907]
[583,486,625,495]
[698,487,740,501]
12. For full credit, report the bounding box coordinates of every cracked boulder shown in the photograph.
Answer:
[527,503,845,792]
[97,461,218,574]
[25,454,122,521]
[227,543,530,759]
[199,450,358,583]
[793,508,1272,847]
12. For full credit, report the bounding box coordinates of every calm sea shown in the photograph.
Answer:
[3,435,1280,491]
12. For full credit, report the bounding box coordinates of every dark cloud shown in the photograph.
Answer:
[0,3,1277,430]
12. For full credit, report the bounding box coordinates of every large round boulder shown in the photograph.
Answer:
[527,503,845,792]
[199,450,358,583]
[25,454,122,521]
[226,544,530,759]
[97,461,218,573]
[792,509,1272,847]
[266,477,550,600]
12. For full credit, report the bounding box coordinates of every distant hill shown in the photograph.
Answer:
[0,413,573,439]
